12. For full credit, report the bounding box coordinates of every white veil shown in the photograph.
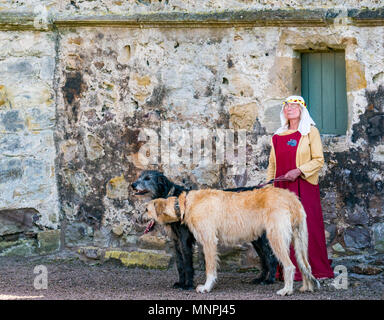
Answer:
[274,95,316,136]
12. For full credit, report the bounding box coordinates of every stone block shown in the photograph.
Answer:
[120,234,139,247]
[138,234,167,250]
[229,102,259,130]
[104,249,172,269]
[0,240,19,252]
[0,221,22,237]
[0,239,36,257]
[332,242,346,253]
[65,222,94,248]
[0,110,24,132]
[325,224,337,245]
[218,245,248,272]
[106,174,129,200]
[263,100,283,134]
[0,158,23,184]
[344,226,371,250]
[78,246,103,260]
[84,134,105,161]
[112,225,124,237]
[93,226,112,247]
[62,169,92,198]
[350,263,383,275]
[0,82,53,111]
[25,107,55,132]
[129,73,155,102]
[60,140,78,163]
[37,230,61,254]
[372,145,384,163]
[267,56,301,98]
[226,73,254,97]
[372,223,384,253]
[344,205,369,226]
[346,59,367,92]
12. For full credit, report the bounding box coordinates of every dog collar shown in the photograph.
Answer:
[175,191,189,221]
[167,185,176,197]
[174,197,181,219]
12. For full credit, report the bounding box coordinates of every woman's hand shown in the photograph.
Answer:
[284,168,302,181]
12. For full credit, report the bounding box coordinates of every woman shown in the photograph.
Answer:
[267,95,334,281]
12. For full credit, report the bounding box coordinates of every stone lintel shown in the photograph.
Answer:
[54,9,330,28]
[0,11,52,31]
[348,7,384,26]
[0,8,383,30]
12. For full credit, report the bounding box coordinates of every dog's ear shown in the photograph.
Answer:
[156,173,166,185]
[156,174,172,197]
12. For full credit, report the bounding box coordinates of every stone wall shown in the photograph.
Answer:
[0,1,383,272]
[0,30,60,256]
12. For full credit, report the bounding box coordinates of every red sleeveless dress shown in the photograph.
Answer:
[273,130,334,281]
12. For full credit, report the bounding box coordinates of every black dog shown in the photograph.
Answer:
[132,170,195,289]
[132,170,278,289]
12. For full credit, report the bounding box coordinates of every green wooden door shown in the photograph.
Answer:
[301,52,348,135]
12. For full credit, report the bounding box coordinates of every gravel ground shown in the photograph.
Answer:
[0,255,383,301]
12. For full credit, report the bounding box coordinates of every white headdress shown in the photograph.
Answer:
[274,95,316,136]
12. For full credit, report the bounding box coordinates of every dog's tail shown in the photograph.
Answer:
[291,204,321,290]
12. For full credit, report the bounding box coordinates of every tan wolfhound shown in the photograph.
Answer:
[145,186,320,296]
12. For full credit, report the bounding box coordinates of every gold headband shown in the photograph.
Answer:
[284,98,307,108]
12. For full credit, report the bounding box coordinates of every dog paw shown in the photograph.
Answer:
[252,277,275,285]
[196,285,210,293]
[276,288,293,296]
[183,284,195,291]
[299,285,314,293]
[172,282,185,289]
[251,277,266,285]
[263,278,275,285]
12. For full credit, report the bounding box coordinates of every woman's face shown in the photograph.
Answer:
[283,103,302,121]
